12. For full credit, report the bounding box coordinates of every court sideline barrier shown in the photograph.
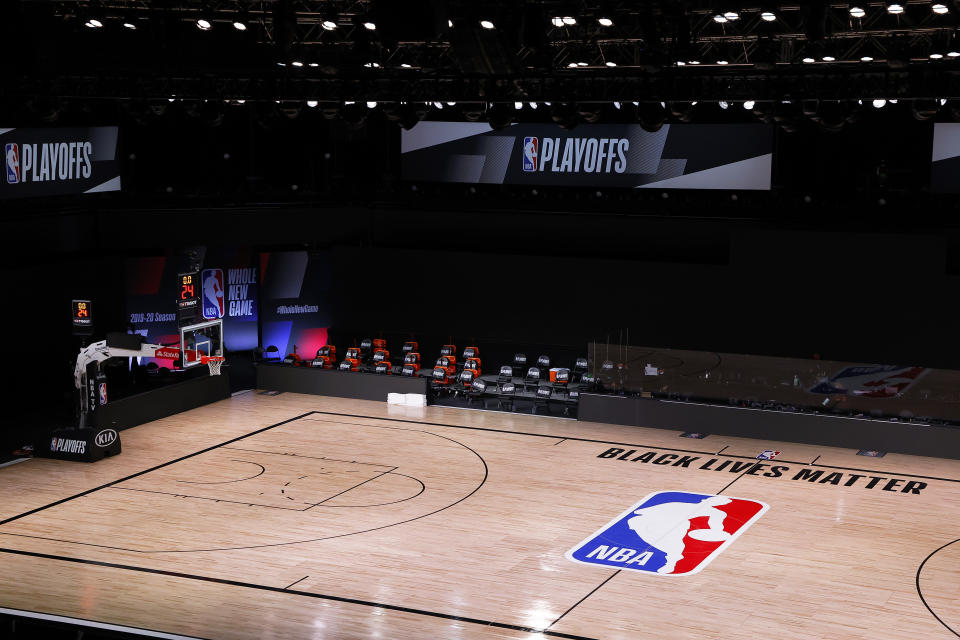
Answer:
[578,393,960,459]
[255,364,430,401]
[94,374,232,432]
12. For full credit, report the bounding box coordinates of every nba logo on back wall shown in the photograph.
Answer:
[201,268,225,319]
[5,143,20,184]
[567,491,767,575]
[522,137,538,171]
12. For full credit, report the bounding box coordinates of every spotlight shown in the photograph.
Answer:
[887,4,904,15]
[363,21,376,30]
[713,15,728,23]
[363,62,381,68]
[577,61,588,66]
[514,102,523,110]
[233,19,247,31]
[850,6,865,18]
[480,20,495,29]
[931,53,944,59]
[400,63,412,68]
[366,101,378,108]
[933,4,949,14]
[598,17,613,26]
[321,20,337,30]
[447,19,453,28]
[551,17,564,27]
[861,55,874,61]
[676,61,686,66]
[562,16,576,25]
[743,100,756,110]
[688,60,700,64]
[605,61,617,67]
[197,18,212,31]
[761,12,776,21]
[719,100,730,109]
[802,56,815,63]
[822,55,836,61]
[528,102,538,109]
[717,59,729,65]
[291,60,303,67]
[872,99,886,108]
[85,18,103,28]
[949,51,960,57]
[724,11,739,20]
[567,62,578,68]
[308,62,319,67]
[122,20,136,30]
[306,100,318,107]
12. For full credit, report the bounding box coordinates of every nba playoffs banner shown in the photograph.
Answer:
[1,126,121,199]
[402,122,772,190]
[931,123,960,192]
[260,251,333,359]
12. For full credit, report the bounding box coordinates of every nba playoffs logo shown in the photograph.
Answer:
[98,382,108,406]
[201,268,224,319]
[522,137,538,172]
[5,143,20,184]
[567,491,767,575]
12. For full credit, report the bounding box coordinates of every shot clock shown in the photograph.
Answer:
[72,299,93,335]
[176,271,201,326]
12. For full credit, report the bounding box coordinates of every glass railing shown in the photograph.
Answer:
[587,342,960,425]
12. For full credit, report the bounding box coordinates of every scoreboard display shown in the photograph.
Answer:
[176,272,200,326]
[72,299,93,335]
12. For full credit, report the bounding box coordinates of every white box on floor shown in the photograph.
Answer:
[404,393,427,407]
[387,393,405,405]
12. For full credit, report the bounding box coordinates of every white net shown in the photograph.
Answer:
[207,357,225,376]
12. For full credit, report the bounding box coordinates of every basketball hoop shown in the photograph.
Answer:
[202,355,225,376]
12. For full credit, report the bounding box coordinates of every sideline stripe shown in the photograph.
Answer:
[0,606,207,640]
[0,548,598,640]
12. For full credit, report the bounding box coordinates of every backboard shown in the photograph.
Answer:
[180,319,224,368]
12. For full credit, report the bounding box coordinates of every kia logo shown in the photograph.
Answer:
[94,429,118,447]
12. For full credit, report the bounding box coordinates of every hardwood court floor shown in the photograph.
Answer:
[1,391,959,639]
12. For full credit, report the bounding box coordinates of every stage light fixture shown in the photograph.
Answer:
[931,52,944,59]
[861,55,874,61]
[367,101,378,108]
[514,102,523,110]
[717,59,729,64]
[291,60,303,67]
[306,100,318,107]
[802,57,815,63]
[724,11,739,20]
[448,19,453,28]
[850,6,865,18]
[197,18,212,31]
[480,20,495,29]
[364,62,381,68]
[598,17,613,26]
[873,99,886,108]
[363,21,376,30]
[567,62,578,68]
[887,4,904,15]
[714,14,728,23]
[562,16,577,25]
[85,18,103,28]
[933,4,949,14]
[761,12,776,21]
[743,100,756,110]
[122,20,136,30]
[719,100,729,109]
[529,102,538,109]
[822,55,835,61]
[949,51,960,57]
[689,60,700,64]
[551,17,564,27]
[400,63,412,68]
[676,61,686,66]
[446,102,456,106]
[233,19,247,31]
[605,61,617,67]
[321,20,337,30]
[308,62,319,67]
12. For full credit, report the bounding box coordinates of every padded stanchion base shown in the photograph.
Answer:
[35,426,122,463]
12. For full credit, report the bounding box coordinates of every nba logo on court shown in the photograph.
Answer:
[201,268,224,319]
[522,137,538,172]
[567,491,768,575]
[5,143,20,184]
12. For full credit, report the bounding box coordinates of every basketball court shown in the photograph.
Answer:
[1,392,958,639]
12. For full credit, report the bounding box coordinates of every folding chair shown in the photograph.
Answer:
[311,345,337,368]
[497,381,517,411]
[523,366,541,393]
[512,353,527,377]
[534,385,552,414]
[402,341,418,354]
[462,346,479,361]
[338,358,360,372]
[374,360,392,375]
[537,355,551,377]
[431,366,454,395]
[497,364,513,383]
[401,363,418,376]
[466,377,487,408]
[574,357,588,376]
[403,352,421,375]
